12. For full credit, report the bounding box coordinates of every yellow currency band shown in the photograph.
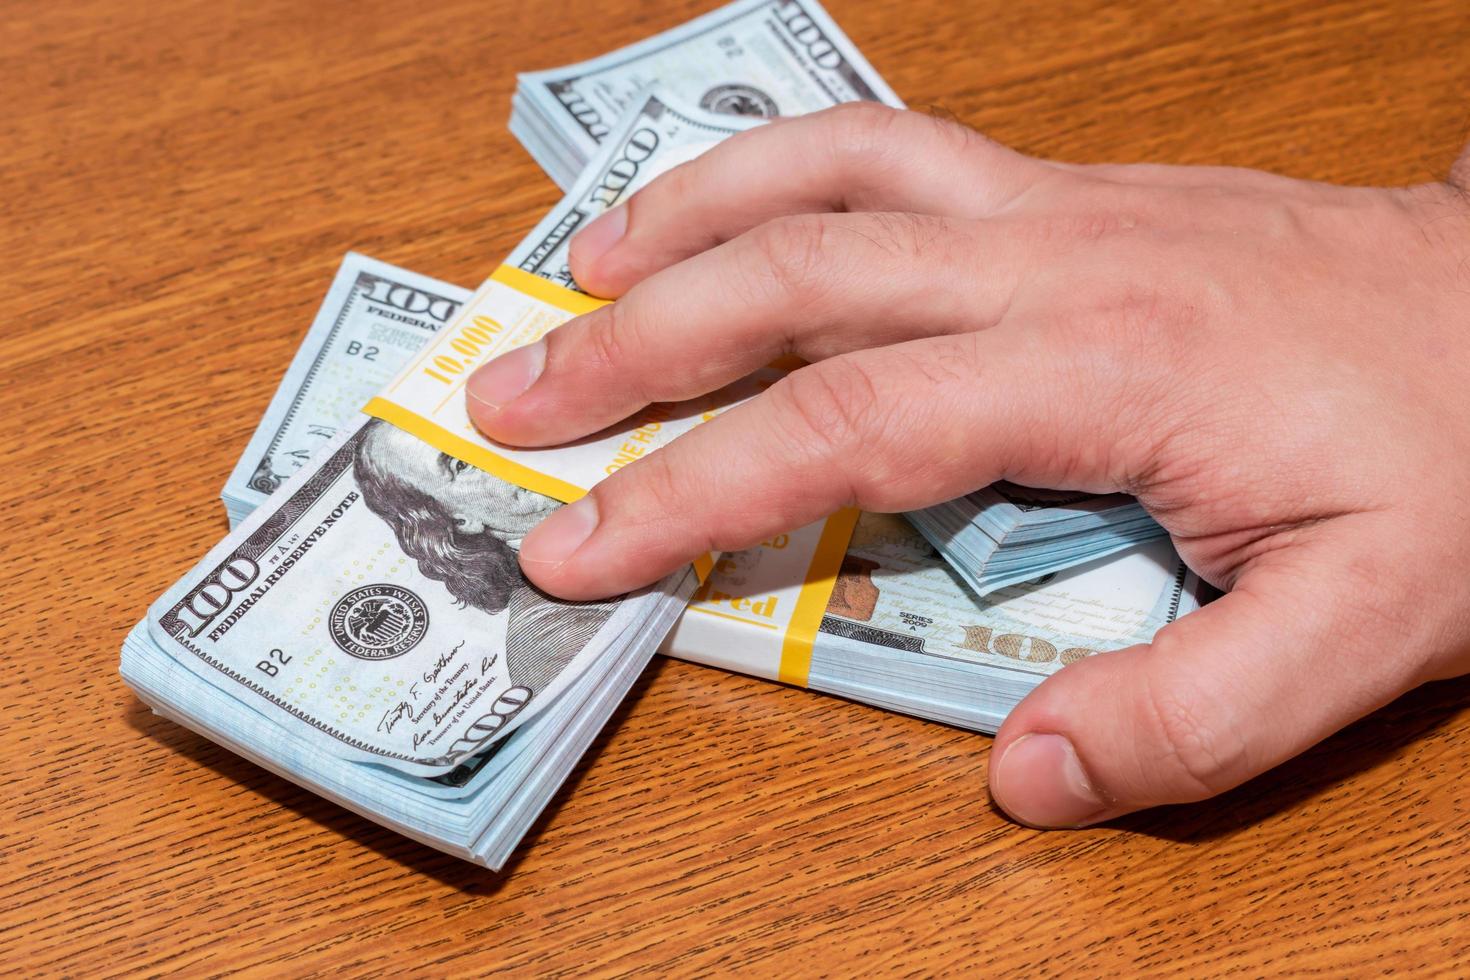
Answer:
[482,266,850,671]
[365,389,716,582]
[365,266,599,502]
[488,264,608,315]
[777,506,861,687]
[363,270,715,581]
[361,396,584,501]
[363,392,715,583]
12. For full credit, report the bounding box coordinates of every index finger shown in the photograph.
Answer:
[466,210,1028,448]
[570,102,1045,297]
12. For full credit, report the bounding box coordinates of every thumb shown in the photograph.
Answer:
[988,525,1423,827]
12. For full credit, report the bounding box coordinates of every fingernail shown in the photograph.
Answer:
[467,339,546,412]
[520,496,598,566]
[570,206,628,270]
[990,733,1109,829]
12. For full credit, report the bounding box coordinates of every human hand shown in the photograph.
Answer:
[465,103,1470,828]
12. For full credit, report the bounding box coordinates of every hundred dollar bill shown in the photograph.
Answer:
[822,513,1195,673]
[507,91,761,290]
[659,507,1202,733]
[512,0,902,188]
[907,485,1168,597]
[805,513,1202,730]
[158,417,689,777]
[221,255,469,525]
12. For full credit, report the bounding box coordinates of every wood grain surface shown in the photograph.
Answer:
[5,0,1470,974]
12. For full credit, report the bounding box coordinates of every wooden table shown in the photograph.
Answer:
[6,0,1469,973]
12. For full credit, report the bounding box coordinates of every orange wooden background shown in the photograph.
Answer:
[5,0,1470,973]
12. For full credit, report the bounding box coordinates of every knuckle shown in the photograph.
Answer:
[822,100,905,153]
[572,301,662,405]
[917,108,1000,160]
[895,331,979,388]
[822,103,994,186]
[615,450,696,536]
[580,301,642,377]
[745,214,831,305]
[860,211,957,262]
[767,357,886,497]
[1135,641,1252,800]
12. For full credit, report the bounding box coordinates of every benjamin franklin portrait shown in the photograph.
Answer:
[351,419,615,694]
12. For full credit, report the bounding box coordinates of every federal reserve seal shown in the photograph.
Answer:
[329,584,429,660]
[700,83,779,118]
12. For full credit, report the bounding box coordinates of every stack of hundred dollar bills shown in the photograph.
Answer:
[508,0,903,190]
[124,0,1204,870]
[907,487,1169,598]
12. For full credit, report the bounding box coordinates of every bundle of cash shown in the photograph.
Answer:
[123,457,694,866]
[906,488,1169,597]
[509,0,903,190]
[805,514,1197,732]
[128,267,709,870]
[123,5,1205,870]
[212,94,1200,752]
